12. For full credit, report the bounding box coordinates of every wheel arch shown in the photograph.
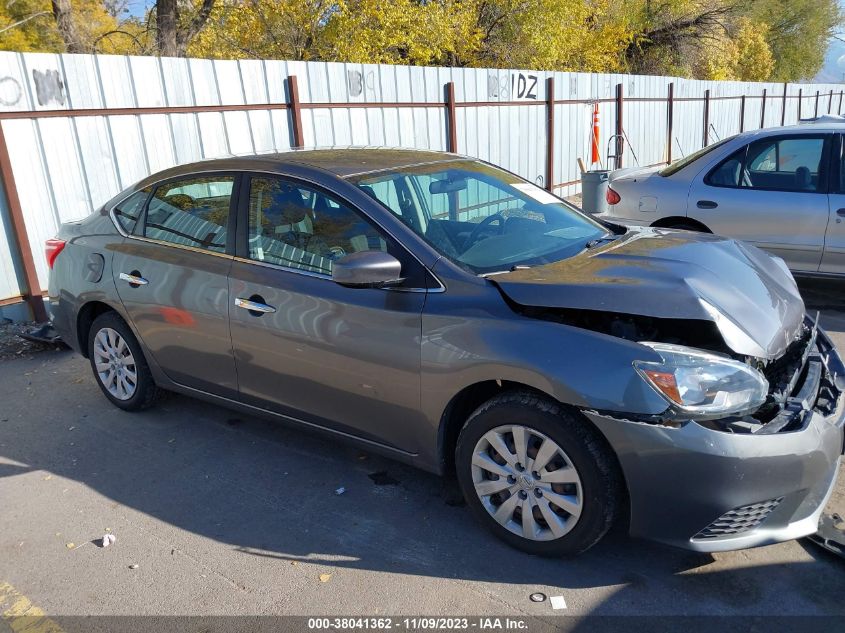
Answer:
[436,380,622,480]
[76,300,120,358]
[650,216,712,233]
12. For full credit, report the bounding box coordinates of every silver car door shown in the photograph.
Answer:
[820,133,845,274]
[687,133,831,272]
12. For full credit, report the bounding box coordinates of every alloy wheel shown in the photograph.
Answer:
[93,327,138,401]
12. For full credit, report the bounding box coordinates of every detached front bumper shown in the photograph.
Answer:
[585,326,845,552]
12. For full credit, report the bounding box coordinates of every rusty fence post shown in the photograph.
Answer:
[545,77,555,192]
[760,89,767,128]
[829,90,834,114]
[840,91,844,115]
[446,82,458,154]
[287,75,305,148]
[0,122,47,322]
[815,91,820,117]
[667,82,674,164]
[739,94,745,132]
[781,83,787,126]
[798,88,803,120]
[703,89,710,147]
[615,83,623,169]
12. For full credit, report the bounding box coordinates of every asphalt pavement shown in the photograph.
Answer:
[0,278,843,623]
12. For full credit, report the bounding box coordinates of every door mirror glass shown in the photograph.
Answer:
[331,251,404,288]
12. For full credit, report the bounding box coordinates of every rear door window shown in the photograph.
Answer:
[706,135,829,192]
[144,176,235,253]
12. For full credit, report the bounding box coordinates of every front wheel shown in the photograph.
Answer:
[455,392,623,556]
[87,311,162,411]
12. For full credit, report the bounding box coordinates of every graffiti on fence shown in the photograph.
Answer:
[32,69,65,106]
[347,69,377,98]
[487,72,538,100]
[0,77,21,106]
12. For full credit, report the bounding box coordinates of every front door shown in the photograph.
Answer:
[687,133,831,272]
[821,134,845,274]
[112,173,239,396]
[228,174,428,453]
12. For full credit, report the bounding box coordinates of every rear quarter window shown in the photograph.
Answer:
[112,189,150,234]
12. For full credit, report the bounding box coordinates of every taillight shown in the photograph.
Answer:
[45,238,66,269]
[606,187,621,205]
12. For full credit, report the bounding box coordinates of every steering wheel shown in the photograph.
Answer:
[462,213,505,252]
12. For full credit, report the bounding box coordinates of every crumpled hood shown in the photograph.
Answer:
[492,227,805,360]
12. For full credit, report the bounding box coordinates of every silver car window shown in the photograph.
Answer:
[706,135,828,193]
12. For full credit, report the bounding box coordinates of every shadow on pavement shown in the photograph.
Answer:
[1,342,844,616]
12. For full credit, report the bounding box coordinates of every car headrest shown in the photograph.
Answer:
[795,166,813,191]
[268,185,307,224]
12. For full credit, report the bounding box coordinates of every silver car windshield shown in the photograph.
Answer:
[351,160,607,274]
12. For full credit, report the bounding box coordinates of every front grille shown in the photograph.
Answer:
[692,497,784,540]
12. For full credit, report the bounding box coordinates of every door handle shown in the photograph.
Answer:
[119,272,148,286]
[836,208,845,216]
[697,200,718,209]
[234,296,276,315]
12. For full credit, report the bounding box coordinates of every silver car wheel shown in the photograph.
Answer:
[471,424,583,541]
[93,327,138,401]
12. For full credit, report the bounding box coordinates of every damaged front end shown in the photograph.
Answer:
[511,301,843,435]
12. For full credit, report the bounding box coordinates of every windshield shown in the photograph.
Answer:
[350,160,608,274]
[659,136,735,177]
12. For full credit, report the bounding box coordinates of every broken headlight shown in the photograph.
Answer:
[634,342,768,418]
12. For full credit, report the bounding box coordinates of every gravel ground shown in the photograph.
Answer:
[0,319,65,361]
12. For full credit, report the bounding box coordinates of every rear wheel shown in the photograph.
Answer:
[455,392,623,556]
[87,312,162,411]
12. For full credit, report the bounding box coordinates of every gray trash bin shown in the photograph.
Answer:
[580,170,610,215]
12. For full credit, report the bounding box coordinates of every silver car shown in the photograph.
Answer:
[597,119,845,276]
[47,149,844,556]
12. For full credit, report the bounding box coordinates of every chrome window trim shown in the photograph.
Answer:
[107,167,448,292]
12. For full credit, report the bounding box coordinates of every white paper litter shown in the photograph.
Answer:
[549,595,567,610]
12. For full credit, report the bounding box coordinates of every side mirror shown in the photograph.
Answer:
[332,251,404,289]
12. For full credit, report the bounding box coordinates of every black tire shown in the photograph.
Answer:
[87,311,162,411]
[455,391,623,556]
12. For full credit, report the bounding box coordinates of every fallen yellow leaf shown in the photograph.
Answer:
[319,573,332,583]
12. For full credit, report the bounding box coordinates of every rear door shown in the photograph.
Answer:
[820,134,845,274]
[227,173,430,453]
[111,173,239,397]
[687,133,831,272]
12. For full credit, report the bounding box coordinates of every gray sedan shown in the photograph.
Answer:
[47,148,844,556]
[597,120,845,276]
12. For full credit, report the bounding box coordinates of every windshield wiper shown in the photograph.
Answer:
[479,265,531,278]
[585,235,617,249]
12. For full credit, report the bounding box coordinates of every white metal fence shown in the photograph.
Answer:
[0,50,843,311]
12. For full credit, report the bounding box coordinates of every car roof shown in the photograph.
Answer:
[132,147,466,189]
[738,118,845,139]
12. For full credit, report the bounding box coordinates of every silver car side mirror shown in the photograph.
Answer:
[332,251,404,289]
